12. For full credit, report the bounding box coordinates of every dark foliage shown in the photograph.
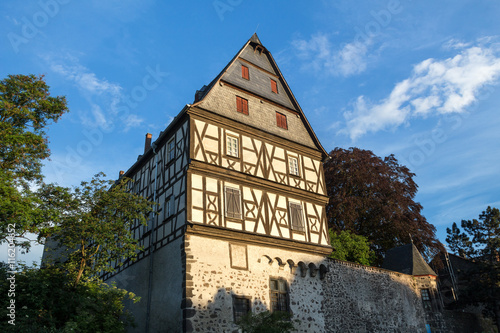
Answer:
[446,206,500,327]
[324,147,443,264]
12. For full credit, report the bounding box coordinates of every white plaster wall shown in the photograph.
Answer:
[192,118,325,195]
[184,235,326,333]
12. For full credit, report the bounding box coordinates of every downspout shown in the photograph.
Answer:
[146,142,159,333]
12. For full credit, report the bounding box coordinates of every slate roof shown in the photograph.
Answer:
[382,243,437,276]
[192,33,329,159]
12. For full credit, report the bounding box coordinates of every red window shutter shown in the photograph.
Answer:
[236,96,242,113]
[271,79,278,93]
[276,112,287,129]
[236,96,248,115]
[242,65,249,79]
[242,98,248,115]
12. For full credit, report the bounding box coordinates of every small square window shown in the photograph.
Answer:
[241,65,249,80]
[271,79,278,93]
[289,202,305,232]
[226,135,239,158]
[225,187,242,219]
[289,156,299,176]
[236,96,249,115]
[276,112,287,130]
[167,138,176,162]
[233,296,251,322]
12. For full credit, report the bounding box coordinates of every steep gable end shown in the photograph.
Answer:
[193,34,327,155]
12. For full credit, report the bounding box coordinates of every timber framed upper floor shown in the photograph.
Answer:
[113,34,332,270]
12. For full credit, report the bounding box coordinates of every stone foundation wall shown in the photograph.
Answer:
[322,258,428,333]
[184,234,327,332]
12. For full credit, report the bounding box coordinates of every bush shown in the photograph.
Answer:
[237,311,299,333]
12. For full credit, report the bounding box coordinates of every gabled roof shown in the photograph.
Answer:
[192,33,328,159]
[382,243,437,276]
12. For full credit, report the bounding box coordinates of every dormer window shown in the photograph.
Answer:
[270,79,278,94]
[276,112,287,130]
[241,65,249,80]
[236,96,249,115]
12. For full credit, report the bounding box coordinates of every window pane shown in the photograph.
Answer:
[227,136,238,157]
[233,297,250,322]
[289,157,299,176]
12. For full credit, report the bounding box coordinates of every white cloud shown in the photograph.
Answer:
[47,54,144,131]
[293,33,372,77]
[343,39,500,140]
[123,114,144,133]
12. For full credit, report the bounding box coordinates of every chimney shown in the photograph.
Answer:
[144,133,152,153]
[119,170,125,178]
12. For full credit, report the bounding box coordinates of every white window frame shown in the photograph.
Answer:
[289,202,305,232]
[288,156,299,176]
[226,135,239,158]
[167,138,176,162]
[225,186,242,219]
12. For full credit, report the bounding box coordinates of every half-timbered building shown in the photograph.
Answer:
[106,34,332,332]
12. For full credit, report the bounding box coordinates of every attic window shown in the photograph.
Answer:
[241,65,249,80]
[255,45,263,55]
[236,96,249,115]
[276,112,287,130]
[270,79,278,94]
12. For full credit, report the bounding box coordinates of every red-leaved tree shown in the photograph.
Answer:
[324,147,443,264]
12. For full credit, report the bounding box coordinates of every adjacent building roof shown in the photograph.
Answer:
[382,243,437,276]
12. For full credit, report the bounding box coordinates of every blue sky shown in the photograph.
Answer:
[2,0,500,264]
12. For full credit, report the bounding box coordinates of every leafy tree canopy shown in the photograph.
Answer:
[324,147,443,264]
[446,206,500,261]
[41,173,155,285]
[329,229,377,266]
[0,263,139,333]
[446,207,500,326]
[0,74,68,247]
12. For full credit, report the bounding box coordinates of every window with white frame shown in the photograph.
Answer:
[288,156,299,176]
[167,138,175,162]
[225,186,242,219]
[226,135,239,158]
[289,202,305,232]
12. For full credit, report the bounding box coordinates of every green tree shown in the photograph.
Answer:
[41,173,155,285]
[329,229,376,266]
[237,311,299,333]
[0,263,139,333]
[0,74,68,248]
[446,206,500,327]
[324,147,443,264]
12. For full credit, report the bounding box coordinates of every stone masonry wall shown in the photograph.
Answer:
[184,234,327,333]
[322,258,429,333]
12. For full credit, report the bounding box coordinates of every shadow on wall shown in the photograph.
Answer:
[183,253,329,333]
[322,258,429,332]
